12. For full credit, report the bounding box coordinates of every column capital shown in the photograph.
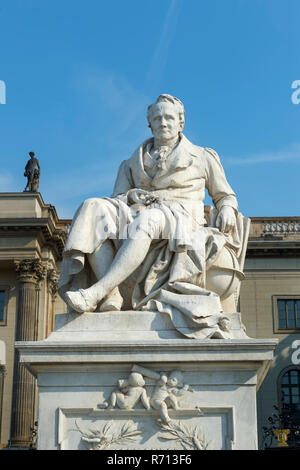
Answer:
[47,268,59,297]
[14,259,46,284]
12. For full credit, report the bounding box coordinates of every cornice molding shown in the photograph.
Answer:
[247,239,300,257]
[0,219,68,259]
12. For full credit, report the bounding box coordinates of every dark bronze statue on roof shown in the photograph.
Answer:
[24,152,40,192]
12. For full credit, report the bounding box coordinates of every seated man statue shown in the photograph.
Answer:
[58,94,248,339]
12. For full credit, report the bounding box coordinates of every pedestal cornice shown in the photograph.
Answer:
[16,337,278,391]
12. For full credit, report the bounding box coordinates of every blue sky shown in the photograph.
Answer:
[0,0,299,218]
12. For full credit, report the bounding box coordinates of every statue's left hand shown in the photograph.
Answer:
[216,206,236,233]
[128,189,159,206]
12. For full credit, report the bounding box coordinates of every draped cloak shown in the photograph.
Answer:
[58,135,244,339]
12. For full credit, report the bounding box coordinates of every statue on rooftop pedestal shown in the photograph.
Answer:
[24,151,40,192]
[58,94,249,339]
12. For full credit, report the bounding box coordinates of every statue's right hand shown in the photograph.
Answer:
[127,189,158,206]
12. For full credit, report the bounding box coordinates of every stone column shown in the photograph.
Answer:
[46,269,59,337]
[0,365,5,444]
[10,259,45,447]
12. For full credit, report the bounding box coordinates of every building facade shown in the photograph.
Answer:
[0,193,69,448]
[241,217,300,448]
[0,193,299,449]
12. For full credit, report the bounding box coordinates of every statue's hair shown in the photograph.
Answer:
[147,94,185,128]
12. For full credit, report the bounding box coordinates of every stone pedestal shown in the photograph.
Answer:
[16,312,277,451]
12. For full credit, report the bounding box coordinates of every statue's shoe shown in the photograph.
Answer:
[100,289,123,312]
[65,289,98,314]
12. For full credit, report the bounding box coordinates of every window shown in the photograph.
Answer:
[281,369,300,412]
[278,368,300,448]
[273,296,300,333]
[0,291,4,323]
[0,290,7,326]
[278,299,300,329]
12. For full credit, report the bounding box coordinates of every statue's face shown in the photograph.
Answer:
[168,376,178,386]
[149,101,182,142]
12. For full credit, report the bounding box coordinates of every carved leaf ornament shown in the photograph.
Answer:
[159,420,208,450]
[76,420,142,450]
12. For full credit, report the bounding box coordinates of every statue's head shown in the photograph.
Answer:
[167,370,184,387]
[128,372,145,387]
[147,94,185,142]
[29,151,35,157]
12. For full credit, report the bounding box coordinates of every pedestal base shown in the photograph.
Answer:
[16,311,277,450]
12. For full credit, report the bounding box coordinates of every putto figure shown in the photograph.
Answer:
[59,94,248,339]
[150,370,190,423]
[24,151,40,192]
[100,372,150,411]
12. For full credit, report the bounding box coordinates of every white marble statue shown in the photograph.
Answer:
[58,94,248,339]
